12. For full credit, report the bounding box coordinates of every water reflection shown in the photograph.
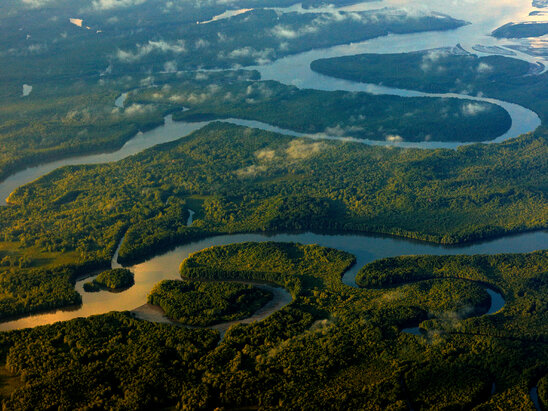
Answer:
[0,230,545,331]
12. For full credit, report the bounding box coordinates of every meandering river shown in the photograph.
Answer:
[0,0,545,334]
[0,230,545,331]
[1,2,544,203]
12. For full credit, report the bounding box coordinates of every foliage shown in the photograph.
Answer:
[84,268,134,292]
[492,22,548,38]
[0,312,218,409]
[311,50,548,124]
[131,76,511,143]
[357,250,548,340]
[1,244,546,410]
[181,241,356,297]
[148,279,272,326]
[0,122,546,316]
[539,374,548,410]
[0,265,82,320]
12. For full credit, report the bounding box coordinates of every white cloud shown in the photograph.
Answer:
[163,60,178,73]
[124,103,155,116]
[22,84,33,97]
[461,102,488,116]
[235,164,267,178]
[324,125,364,136]
[227,47,274,64]
[92,0,147,11]
[21,0,53,8]
[195,72,209,80]
[194,38,210,49]
[477,62,493,73]
[286,140,325,159]
[420,50,448,72]
[385,134,404,143]
[116,40,186,62]
[255,149,276,161]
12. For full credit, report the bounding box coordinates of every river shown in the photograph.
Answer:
[0,230,545,331]
[0,0,546,332]
[1,3,545,203]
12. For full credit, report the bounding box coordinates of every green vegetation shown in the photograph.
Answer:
[357,251,548,340]
[0,0,466,180]
[83,268,134,292]
[0,312,218,409]
[311,49,548,123]
[0,2,465,83]
[180,241,356,296]
[539,374,548,410]
[0,78,167,184]
[0,1,545,408]
[132,75,511,143]
[0,265,82,321]
[0,122,545,317]
[148,279,272,326]
[492,22,548,38]
[0,243,545,409]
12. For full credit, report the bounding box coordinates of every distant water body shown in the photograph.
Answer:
[2,0,544,204]
[0,230,546,331]
[0,0,546,340]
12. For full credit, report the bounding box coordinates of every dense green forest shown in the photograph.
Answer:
[0,78,167,183]
[492,22,548,38]
[311,50,548,123]
[0,67,511,184]
[0,0,545,408]
[357,250,548,341]
[148,279,272,326]
[0,122,546,317]
[83,268,134,292]
[539,375,548,410]
[0,1,464,85]
[0,243,545,409]
[0,0,467,180]
[0,312,219,409]
[132,74,511,143]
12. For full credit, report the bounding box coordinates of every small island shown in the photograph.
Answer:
[148,279,273,326]
[83,268,135,292]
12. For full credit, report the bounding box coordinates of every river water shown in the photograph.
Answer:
[1,2,544,203]
[0,230,545,331]
[0,0,545,332]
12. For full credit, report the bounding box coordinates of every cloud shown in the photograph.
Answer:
[116,40,186,62]
[21,0,53,8]
[195,72,209,80]
[140,76,154,86]
[27,43,47,54]
[226,47,274,64]
[163,60,177,73]
[22,84,33,97]
[194,38,210,49]
[245,83,274,99]
[271,25,306,39]
[386,134,404,143]
[420,50,448,71]
[286,140,325,159]
[92,0,147,10]
[235,164,267,178]
[477,62,493,73]
[255,149,276,161]
[461,102,488,116]
[324,125,364,136]
[124,103,156,116]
